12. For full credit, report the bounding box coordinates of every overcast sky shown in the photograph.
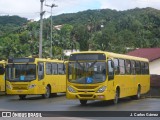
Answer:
[0,0,160,20]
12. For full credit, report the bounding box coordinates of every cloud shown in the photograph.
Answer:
[44,0,101,20]
[0,0,40,19]
[0,0,100,20]
[99,0,160,10]
[0,0,160,20]
[51,0,100,14]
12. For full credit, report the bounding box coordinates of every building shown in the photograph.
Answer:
[54,25,63,30]
[127,48,160,75]
[28,19,34,23]
[63,49,79,56]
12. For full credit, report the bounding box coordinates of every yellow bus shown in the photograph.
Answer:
[5,58,66,99]
[66,51,150,105]
[0,60,6,92]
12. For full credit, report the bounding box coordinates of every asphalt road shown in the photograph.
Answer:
[0,93,160,111]
[0,93,160,120]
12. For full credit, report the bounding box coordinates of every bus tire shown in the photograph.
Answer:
[19,95,26,100]
[131,85,141,100]
[80,100,87,105]
[113,89,119,104]
[42,86,51,99]
[136,86,141,99]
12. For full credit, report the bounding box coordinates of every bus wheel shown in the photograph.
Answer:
[19,95,26,100]
[131,86,141,100]
[42,86,51,99]
[80,100,87,105]
[136,86,141,99]
[113,89,119,104]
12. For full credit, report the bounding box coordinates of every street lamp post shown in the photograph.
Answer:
[39,0,45,58]
[45,4,57,58]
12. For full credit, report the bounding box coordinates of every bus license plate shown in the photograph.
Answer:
[17,90,23,93]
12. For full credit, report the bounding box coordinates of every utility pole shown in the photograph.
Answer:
[39,0,45,58]
[45,3,57,58]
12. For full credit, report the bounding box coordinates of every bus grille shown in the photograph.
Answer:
[79,94,93,97]
[12,84,28,90]
[78,90,94,92]
[74,86,98,89]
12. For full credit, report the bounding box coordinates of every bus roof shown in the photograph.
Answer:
[34,58,65,63]
[0,60,6,64]
[7,58,66,63]
[70,51,149,62]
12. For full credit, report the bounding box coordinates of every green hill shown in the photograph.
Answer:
[0,15,28,37]
[0,15,27,25]
[0,7,160,59]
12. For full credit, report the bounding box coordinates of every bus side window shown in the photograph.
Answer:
[46,62,52,75]
[63,64,66,73]
[38,62,44,80]
[141,62,145,74]
[135,61,141,74]
[52,63,58,75]
[58,64,65,75]
[108,60,114,80]
[145,62,149,74]
[125,60,131,74]
[131,60,136,74]
[113,59,119,75]
[119,59,125,75]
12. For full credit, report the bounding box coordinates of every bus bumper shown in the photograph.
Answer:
[6,82,45,95]
[6,88,40,95]
[66,90,114,100]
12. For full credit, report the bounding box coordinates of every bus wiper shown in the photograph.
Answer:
[76,60,84,69]
[9,78,15,81]
[88,60,97,69]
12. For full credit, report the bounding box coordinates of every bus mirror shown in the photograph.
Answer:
[39,64,42,71]
[108,75,114,80]
[108,71,114,80]
[63,64,65,71]
[108,60,114,80]
[38,63,44,80]
[111,61,114,68]
[0,67,5,74]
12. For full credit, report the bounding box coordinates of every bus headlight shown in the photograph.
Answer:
[6,84,12,90]
[28,84,36,89]
[96,86,107,93]
[68,86,76,93]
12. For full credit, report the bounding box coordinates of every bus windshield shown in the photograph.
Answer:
[68,61,106,84]
[6,64,36,81]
